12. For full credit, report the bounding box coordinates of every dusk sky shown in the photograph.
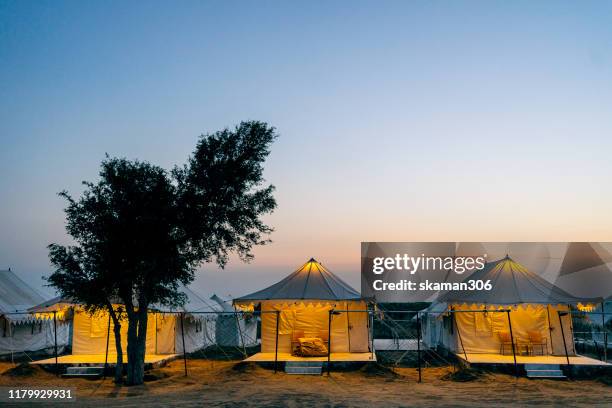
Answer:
[2,1,612,299]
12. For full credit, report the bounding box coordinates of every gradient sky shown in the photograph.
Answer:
[1,1,612,299]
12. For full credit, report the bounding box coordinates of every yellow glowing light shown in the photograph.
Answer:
[577,303,595,312]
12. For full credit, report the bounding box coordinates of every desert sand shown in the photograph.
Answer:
[0,359,610,407]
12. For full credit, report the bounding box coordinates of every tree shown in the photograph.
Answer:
[47,245,126,383]
[47,121,277,385]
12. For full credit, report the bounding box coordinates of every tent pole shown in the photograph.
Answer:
[274,311,279,374]
[370,308,375,361]
[416,312,422,383]
[506,309,518,378]
[180,312,187,376]
[366,309,372,360]
[103,313,111,379]
[602,302,607,363]
[155,313,158,355]
[346,303,351,352]
[545,305,554,355]
[452,308,468,363]
[558,309,571,375]
[327,310,332,376]
[53,311,58,376]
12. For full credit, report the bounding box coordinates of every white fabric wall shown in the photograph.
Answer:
[174,315,211,353]
[72,310,177,355]
[151,314,176,354]
[429,304,577,356]
[0,319,69,356]
[238,315,258,347]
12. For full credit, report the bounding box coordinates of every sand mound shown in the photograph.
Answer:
[231,362,259,373]
[595,375,612,386]
[440,367,486,382]
[1,363,40,378]
[360,363,400,379]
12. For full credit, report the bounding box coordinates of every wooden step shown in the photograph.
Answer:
[62,366,104,378]
[524,364,566,379]
[284,361,323,375]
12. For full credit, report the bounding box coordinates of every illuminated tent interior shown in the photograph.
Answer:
[422,256,602,361]
[28,286,247,364]
[234,258,373,362]
[0,269,69,356]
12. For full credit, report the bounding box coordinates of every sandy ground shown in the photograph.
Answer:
[0,360,610,407]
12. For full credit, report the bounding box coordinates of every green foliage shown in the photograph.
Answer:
[46,120,278,385]
[173,120,277,267]
[47,158,189,310]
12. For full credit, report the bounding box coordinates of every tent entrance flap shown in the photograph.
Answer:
[260,300,369,354]
[451,305,576,356]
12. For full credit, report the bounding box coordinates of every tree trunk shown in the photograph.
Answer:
[125,314,139,385]
[126,307,148,385]
[109,311,123,383]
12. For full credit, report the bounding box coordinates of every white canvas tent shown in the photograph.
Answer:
[153,286,220,354]
[29,286,256,362]
[158,289,257,351]
[208,294,258,348]
[422,256,601,357]
[0,269,69,356]
[234,258,372,358]
[29,287,249,362]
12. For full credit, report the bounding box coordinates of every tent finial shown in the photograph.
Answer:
[308,257,317,263]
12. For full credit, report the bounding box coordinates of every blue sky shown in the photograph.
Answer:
[1,1,612,298]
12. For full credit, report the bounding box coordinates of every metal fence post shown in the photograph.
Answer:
[370,310,374,361]
[602,302,607,363]
[452,308,469,363]
[234,311,247,358]
[558,310,571,376]
[180,312,187,376]
[327,310,332,375]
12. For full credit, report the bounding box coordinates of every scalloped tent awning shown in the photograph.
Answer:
[234,258,362,303]
[438,256,602,306]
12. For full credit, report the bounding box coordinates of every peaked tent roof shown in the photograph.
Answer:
[438,256,601,305]
[234,258,362,302]
[0,269,46,323]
